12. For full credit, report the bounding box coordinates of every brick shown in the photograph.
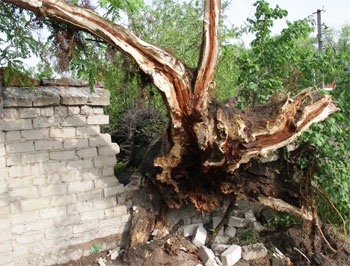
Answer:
[80,105,94,115]
[73,221,99,234]
[241,243,267,261]
[98,217,122,228]
[0,195,9,208]
[61,115,86,127]
[21,198,50,211]
[182,223,203,237]
[68,180,94,193]
[4,118,32,131]
[228,216,249,228]
[76,147,97,158]
[88,88,110,106]
[8,177,32,189]
[92,197,116,210]
[6,153,22,166]
[94,176,118,188]
[50,150,76,160]
[224,226,237,238]
[76,126,100,136]
[40,184,67,197]
[67,106,80,115]
[198,246,216,265]
[63,138,88,149]
[40,107,54,117]
[40,206,67,219]
[221,245,242,266]
[0,145,5,157]
[8,163,41,177]
[77,189,103,201]
[0,240,13,253]
[18,107,40,118]
[41,161,66,173]
[67,159,94,169]
[89,134,111,147]
[0,132,4,143]
[54,106,68,117]
[51,194,77,207]
[45,226,72,240]
[6,141,34,154]
[94,156,116,168]
[244,210,256,221]
[5,131,21,142]
[22,152,49,164]
[33,117,59,128]
[54,214,80,226]
[3,109,18,119]
[50,127,76,138]
[26,219,54,231]
[35,140,62,150]
[102,167,114,176]
[192,223,207,247]
[11,210,40,225]
[104,205,128,217]
[21,128,49,140]
[32,176,46,186]
[9,187,39,200]
[46,172,62,184]
[0,252,14,264]
[80,210,104,221]
[32,88,60,106]
[98,145,119,156]
[93,107,104,114]
[16,231,44,244]
[0,181,8,194]
[68,202,92,216]
[104,185,124,197]
[87,115,109,125]
[0,206,10,217]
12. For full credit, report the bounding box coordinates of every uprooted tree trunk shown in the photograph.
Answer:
[6,0,340,255]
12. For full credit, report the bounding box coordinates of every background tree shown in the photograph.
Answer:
[1,0,345,259]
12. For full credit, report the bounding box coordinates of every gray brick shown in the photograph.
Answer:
[6,141,34,154]
[76,147,97,158]
[242,243,268,261]
[67,159,94,169]
[76,126,100,136]
[18,107,40,118]
[22,152,49,164]
[192,223,207,247]
[68,202,92,214]
[5,131,21,142]
[221,245,242,266]
[61,115,86,127]
[35,140,62,150]
[40,206,67,219]
[68,106,80,115]
[51,194,77,207]
[40,184,67,197]
[50,150,76,160]
[92,197,116,210]
[8,163,41,177]
[68,180,94,193]
[63,138,88,149]
[87,115,109,125]
[40,107,54,117]
[3,109,18,119]
[4,119,32,131]
[33,117,60,128]
[94,156,116,168]
[21,128,49,140]
[54,106,68,117]
[50,128,76,138]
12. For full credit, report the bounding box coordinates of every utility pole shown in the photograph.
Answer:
[316,9,324,89]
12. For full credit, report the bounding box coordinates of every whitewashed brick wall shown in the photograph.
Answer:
[0,82,131,266]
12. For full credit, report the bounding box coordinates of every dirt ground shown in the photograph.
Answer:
[58,223,350,266]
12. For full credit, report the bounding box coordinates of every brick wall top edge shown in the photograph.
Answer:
[1,86,110,107]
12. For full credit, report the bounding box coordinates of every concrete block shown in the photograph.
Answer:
[50,150,76,160]
[35,140,62,151]
[33,117,59,128]
[67,180,94,193]
[40,107,54,117]
[87,114,109,125]
[68,202,92,214]
[94,176,118,188]
[221,245,242,266]
[88,88,110,106]
[94,155,116,168]
[182,223,202,237]
[228,216,248,228]
[244,210,256,221]
[76,125,100,136]
[76,147,97,158]
[40,184,67,197]
[80,105,94,115]
[61,115,87,126]
[98,144,120,156]
[192,223,207,247]
[51,194,77,207]
[224,226,237,238]
[2,109,18,119]
[54,106,68,117]
[15,231,44,244]
[64,138,89,149]
[9,187,39,200]
[20,198,50,212]
[67,106,80,115]
[50,127,76,138]
[6,141,34,154]
[241,243,267,261]
[92,197,117,210]
[21,128,49,140]
[213,235,230,245]
[212,244,231,255]
[4,118,32,131]
[8,163,41,177]
[199,246,215,265]
[5,131,21,142]
[89,134,111,147]
[67,159,94,170]
[33,88,60,106]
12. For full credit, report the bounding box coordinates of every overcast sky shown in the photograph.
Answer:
[227,0,350,44]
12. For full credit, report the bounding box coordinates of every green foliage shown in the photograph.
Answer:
[89,243,102,254]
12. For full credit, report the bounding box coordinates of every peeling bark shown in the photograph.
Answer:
[5,0,339,218]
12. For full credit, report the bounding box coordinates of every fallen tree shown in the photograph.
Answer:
[5,0,339,247]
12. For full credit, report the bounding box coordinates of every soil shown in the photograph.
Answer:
[58,223,350,266]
